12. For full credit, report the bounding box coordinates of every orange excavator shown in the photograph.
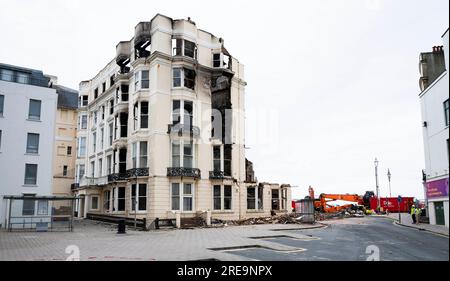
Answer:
[314,193,364,213]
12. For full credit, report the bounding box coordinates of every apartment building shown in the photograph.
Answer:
[0,63,57,228]
[51,80,78,196]
[419,28,449,227]
[72,14,291,228]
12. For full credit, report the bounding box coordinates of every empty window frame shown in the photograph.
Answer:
[26,133,39,154]
[271,189,280,210]
[140,101,149,129]
[172,68,196,90]
[171,100,193,125]
[24,163,38,185]
[213,145,221,172]
[213,185,232,211]
[28,99,41,120]
[247,186,263,210]
[171,182,194,211]
[131,184,147,211]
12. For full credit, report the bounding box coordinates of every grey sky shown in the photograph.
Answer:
[1,0,448,199]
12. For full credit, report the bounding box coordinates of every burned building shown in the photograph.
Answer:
[72,14,291,229]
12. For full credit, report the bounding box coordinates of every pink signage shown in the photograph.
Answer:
[426,178,449,198]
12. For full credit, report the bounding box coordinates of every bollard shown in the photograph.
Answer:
[176,212,181,229]
[117,219,126,234]
[206,210,211,226]
[155,217,160,230]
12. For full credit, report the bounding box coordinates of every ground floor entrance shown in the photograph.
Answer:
[434,201,445,225]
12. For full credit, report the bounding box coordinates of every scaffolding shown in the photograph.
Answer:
[3,195,78,232]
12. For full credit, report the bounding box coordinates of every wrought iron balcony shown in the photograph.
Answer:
[79,176,108,187]
[107,173,128,183]
[209,170,232,180]
[126,168,149,178]
[167,123,200,138]
[167,167,201,179]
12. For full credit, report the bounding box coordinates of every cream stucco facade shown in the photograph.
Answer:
[72,14,291,229]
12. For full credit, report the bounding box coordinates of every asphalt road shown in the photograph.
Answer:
[227,217,449,261]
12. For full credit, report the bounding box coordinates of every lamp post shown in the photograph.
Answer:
[387,169,392,199]
[374,158,380,212]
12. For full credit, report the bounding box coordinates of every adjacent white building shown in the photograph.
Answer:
[419,28,449,227]
[0,63,58,228]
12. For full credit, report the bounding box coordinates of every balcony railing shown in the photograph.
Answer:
[107,173,128,182]
[126,168,149,178]
[79,176,108,187]
[167,167,201,179]
[167,123,200,138]
[209,170,232,180]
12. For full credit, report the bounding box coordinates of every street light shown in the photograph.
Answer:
[374,158,381,212]
[387,169,392,198]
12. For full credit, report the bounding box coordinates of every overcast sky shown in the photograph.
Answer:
[1,0,448,199]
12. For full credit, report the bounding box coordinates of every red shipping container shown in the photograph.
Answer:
[369,197,415,213]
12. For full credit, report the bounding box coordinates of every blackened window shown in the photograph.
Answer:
[110,74,115,87]
[141,101,148,129]
[102,82,106,93]
[224,145,232,176]
[213,146,221,172]
[172,100,181,124]
[184,40,196,58]
[247,187,256,210]
[94,88,98,99]
[118,187,126,211]
[184,68,195,90]
[213,54,221,67]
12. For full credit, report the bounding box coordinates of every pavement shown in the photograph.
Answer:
[386,213,449,237]
[0,216,447,261]
[0,219,324,261]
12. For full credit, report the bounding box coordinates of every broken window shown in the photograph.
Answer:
[224,145,232,176]
[172,100,181,124]
[213,146,221,172]
[184,68,195,90]
[184,40,196,58]
[172,68,196,90]
[247,187,256,210]
[172,38,197,59]
[141,101,149,129]
[272,189,280,210]
[213,53,221,68]
[110,74,115,87]
[184,101,193,127]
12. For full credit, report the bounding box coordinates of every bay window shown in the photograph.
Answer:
[171,140,194,168]
[135,70,149,91]
[132,141,148,168]
[172,68,196,90]
[213,185,233,211]
[171,182,194,212]
[247,186,263,210]
[131,184,147,211]
[171,100,193,126]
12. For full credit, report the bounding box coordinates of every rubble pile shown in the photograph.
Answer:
[224,213,304,226]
